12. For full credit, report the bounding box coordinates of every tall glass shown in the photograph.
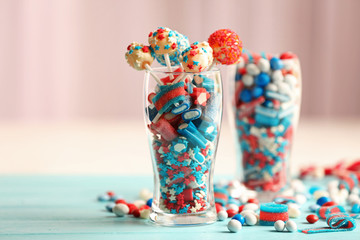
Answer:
[144,67,222,226]
[229,53,302,201]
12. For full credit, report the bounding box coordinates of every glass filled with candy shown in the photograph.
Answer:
[229,51,301,201]
[144,67,222,226]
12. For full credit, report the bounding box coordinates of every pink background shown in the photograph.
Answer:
[1,0,360,121]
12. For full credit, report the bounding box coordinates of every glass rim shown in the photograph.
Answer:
[146,66,220,74]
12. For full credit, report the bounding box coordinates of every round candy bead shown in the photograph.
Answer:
[227,209,237,218]
[115,199,127,204]
[316,196,331,206]
[313,190,329,200]
[246,63,260,76]
[270,57,284,70]
[227,219,243,233]
[113,203,129,217]
[274,220,285,232]
[288,206,301,218]
[140,207,151,219]
[255,73,270,87]
[306,214,319,224]
[247,198,259,205]
[244,213,257,226]
[266,83,278,92]
[309,204,320,212]
[285,220,297,232]
[240,89,252,103]
[215,203,224,213]
[295,194,307,205]
[257,58,270,72]
[252,87,263,98]
[232,214,245,225]
[227,203,240,212]
[309,186,323,194]
[146,198,153,207]
[217,210,228,221]
[98,194,110,202]
[106,202,116,212]
[271,70,284,83]
[322,201,336,207]
[126,203,137,214]
[139,188,153,201]
[242,74,254,87]
[133,200,146,208]
[352,203,360,213]
[243,203,259,211]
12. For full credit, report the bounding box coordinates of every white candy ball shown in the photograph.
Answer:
[140,208,151,219]
[277,82,292,95]
[295,194,307,205]
[328,180,340,190]
[227,219,242,233]
[257,58,270,72]
[243,203,259,211]
[291,179,306,193]
[227,203,239,212]
[242,74,254,87]
[282,59,295,70]
[272,70,284,83]
[237,57,245,69]
[285,220,297,232]
[288,206,301,218]
[217,210,228,221]
[244,213,257,226]
[266,83,278,92]
[112,203,129,217]
[246,63,260,76]
[313,190,329,200]
[284,74,297,88]
[339,188,349,199]
[240,209,256,217]
[139,188,153,201]
[348,194,360,205]
[351,187,359,195]
[133,199,146,208]
[274,220,285,232]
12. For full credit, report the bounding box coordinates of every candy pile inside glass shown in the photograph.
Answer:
[234,52,301,192]
[147,70,222,214]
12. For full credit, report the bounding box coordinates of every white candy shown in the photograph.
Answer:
[227,219,242,232]
[284,74,297,88]
[227,203,239,212]
[243,203,259,211]
[291,179,306,193]
[339,188,349,199]
[348,194,360,205]
[140,208,151,219]
[313,190,329,200]
[285,220,297,232]
[282,59,295,70]
[295,194,307,205]
[246,63,260,75]
[277,82,292,96]
[112,203,129,217]
[312,167,324,179]
[272,70,284,83]
[244,213,257,226]
[237,57,245,69]
[242,74,254,87]
[288,206,301,218]
[266,83,278,92]
[351,187,359,195]
[274,220,285,231]
[139,189,153,201]
[257,58,270,72]
[133,199,146,208]
[240,209,256,217]
[287,203,300,209]
[217,210,228,221]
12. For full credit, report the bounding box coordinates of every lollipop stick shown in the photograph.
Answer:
[145,64,163,85]
[207,62,215,71]
[164,54,174,80]
[152,112,162,123]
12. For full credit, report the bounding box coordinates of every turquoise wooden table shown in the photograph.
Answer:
[0,176,358,240]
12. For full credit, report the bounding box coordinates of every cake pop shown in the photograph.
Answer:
[208,29,243,65]
[180,41,213,72]
[125,42,162,85]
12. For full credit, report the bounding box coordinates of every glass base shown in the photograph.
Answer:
[149,209,217,226]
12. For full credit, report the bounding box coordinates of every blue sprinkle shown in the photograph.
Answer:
[164,44,170,50]
[155,45,160,51]
[183,55,188,63]
[193,61,199,66]
[168,31,173,37]
[153,32,157,37]
[134,46,141,50]
[128,49,133,54]
[193,41,199,45]
[202,47,207,53]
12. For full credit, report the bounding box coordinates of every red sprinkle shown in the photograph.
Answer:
[171,43,177,49]
[142,46,149,53]
[148,32,153,37]
[158,34,165,40]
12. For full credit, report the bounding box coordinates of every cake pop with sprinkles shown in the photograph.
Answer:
[125,42,162,85]
[148,27,189,74]
[180,41,213,72]
[208,29,243,65]
[153,30,190,66]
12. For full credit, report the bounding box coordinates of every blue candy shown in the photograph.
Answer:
[232,214,245,225]
[316,196,331,206]
[255,73,270,87]
[106,202,116,212]
[177,122,207,149]
[240,89,252,102]
[265,91,290,102]
[197,120,217,142]
[182,107,202,121]
[202,93,220,122]
[147,104,158,121]
[309,204,320,213]
[270,57,284,70]
[147,198,153,207]
[171,96,191,115]
[170,138,188,155]
[255,113,280,126]
[97,194,110,202]
[351,203,360,213]
[252,87,264,98]
[309,186,323,194]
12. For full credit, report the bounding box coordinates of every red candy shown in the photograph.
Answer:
[322,201,336,207]
[150,118,178,142]
[226,209,237,218]
[115,199,126,204]
[247,198,259,205]
[190,88,210,106]
[132,209,140,218]
[306,214,319,224]
[126,203,137,214]
[107,191,115,197]
[238,205,244,213]
[215,203,223,213]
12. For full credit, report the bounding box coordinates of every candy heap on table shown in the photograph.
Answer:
[97,159,360,234]
[125,27,243,214]
[234,51,301,192]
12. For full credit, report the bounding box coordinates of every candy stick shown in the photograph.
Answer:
[145,64,163,85]
[164,53,174,80]
[152,112,162,123]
